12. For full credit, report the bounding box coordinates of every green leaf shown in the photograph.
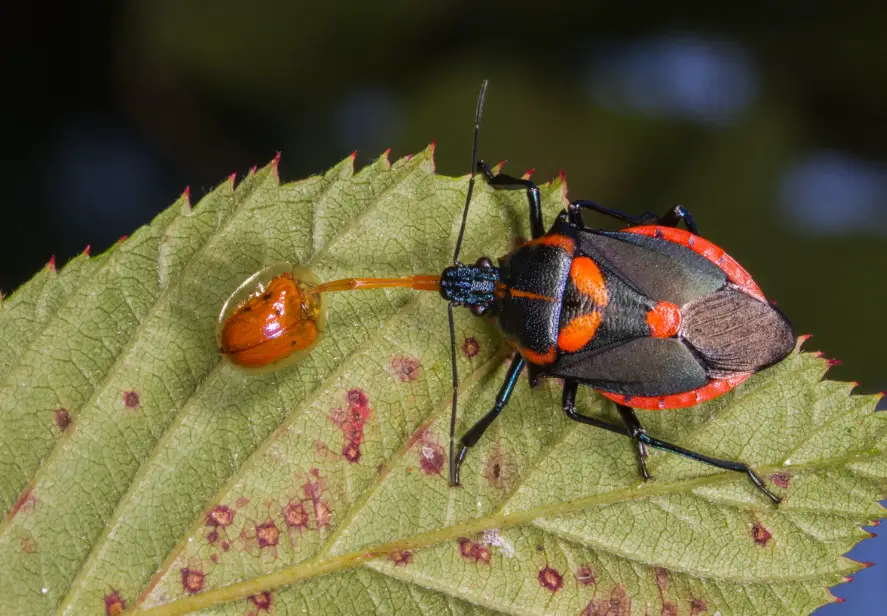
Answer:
[0,148,883,616]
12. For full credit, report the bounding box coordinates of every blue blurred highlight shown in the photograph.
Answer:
[587,35,757,126]
[779,152,887,235]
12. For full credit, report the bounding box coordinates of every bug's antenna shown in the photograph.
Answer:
[448,79,488,486]
[452,79,488,265]
[447,303,459,485]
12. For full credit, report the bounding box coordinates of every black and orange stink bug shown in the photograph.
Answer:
[221,81,794,503]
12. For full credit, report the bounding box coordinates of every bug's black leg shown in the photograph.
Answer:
[477,160,545,239]
[561,382,780,504]
[616,405,650,480]
[562,380,630,437]
[451,355,526,485]
[568,200,658,229]
[658,204,699,234]
[568,201,699,234]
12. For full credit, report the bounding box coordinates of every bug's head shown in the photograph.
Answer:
[440,257,499,316]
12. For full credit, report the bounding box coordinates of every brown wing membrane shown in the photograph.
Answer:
[681,287,795,377]
[550,337,709,397]
[578,230,727,305]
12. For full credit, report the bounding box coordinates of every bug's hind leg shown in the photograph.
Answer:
[561,381,780,504]
[477,160,545,239]
[451,355,526,486]
[657,204,698,234]
[568,201,699,234]
[615,405,651,481]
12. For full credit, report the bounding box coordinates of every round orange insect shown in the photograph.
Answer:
[217,263,327,370]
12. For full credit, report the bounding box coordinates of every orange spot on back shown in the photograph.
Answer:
[518,345,557,365]
[569,257,608,306]
[528,233,575,254]
[646,301,681,338]
[558,313,602,352]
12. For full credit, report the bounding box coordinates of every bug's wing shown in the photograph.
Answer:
[682,288,795,377]
[577,230,726,305]
[550,337,709,397]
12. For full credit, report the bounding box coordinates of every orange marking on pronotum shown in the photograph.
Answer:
[526,233,575,254]
[508,288,555,302]
[558,313,602,352]
[569,257,608,306]
[646,301,681,338]
[518,345,557,365]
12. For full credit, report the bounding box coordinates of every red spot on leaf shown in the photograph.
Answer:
[104,590,125,616]
[256,520,280,548]
[483,442,514,490]
[283,501,310,530]
[581,585,631,616]
[538,566,564,592]
[332,391,372,463]
[20,538,36,553]
[390,550,413,566]
[661,602,678,616]
[122,390,140,409]
[347,388,368,408]
[236,497,250,508]
[314,500,331,528]
[462,337,480,358]
[249,591,272,612]
[54,408,71,431]
[9,489,37,517]
[206,530,219,544]
[576,565,597,586]
[770,472,792,489]
[389,355,421,382]
[752,521,772,546]
[207,505,234,528]
[419,441,445,475]
[181,568,205,594]
[342,440,362,463]
[689,598,708,615]
[458,538,491,564]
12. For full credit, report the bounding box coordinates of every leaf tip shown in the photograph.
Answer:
[228,171,237,187]
[83,245,91,257]
[521,168,535,180]
[428,141,437,170]
[47,255,56,272]
[182,185,192,208]
[350,150,358,161]
[117,235,128,245]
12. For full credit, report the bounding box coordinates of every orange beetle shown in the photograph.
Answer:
[218,264,326,370]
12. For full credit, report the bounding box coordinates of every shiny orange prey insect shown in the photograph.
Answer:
[217,263,440,371]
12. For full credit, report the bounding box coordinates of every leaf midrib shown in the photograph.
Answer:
[131,445,882,616]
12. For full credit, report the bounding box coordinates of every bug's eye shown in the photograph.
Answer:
[475,256,493,269]
[470,304,488,317]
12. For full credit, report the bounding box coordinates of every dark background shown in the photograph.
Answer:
[0,2,883,612]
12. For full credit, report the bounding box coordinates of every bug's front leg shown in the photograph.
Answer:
[477,160,545,239]
[450,355,526,486]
